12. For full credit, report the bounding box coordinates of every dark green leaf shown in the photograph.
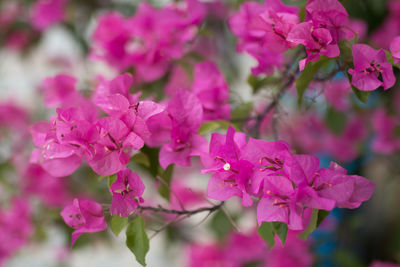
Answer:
[272,222,288,245]
[298,209,318,240]
[140,146,160,177]
[131,153,150,168]
[325,107,347,135]
[210,210,233,241]
[317,210,330,227]
[111,216,128,237]
[158,164,174,201]
[281,0,307,6]
[258,222,275,248]
[126,217,149,267]
[296,56,331,105]
[232,102,253,120]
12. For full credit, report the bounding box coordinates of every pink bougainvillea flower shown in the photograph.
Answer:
[256,175,306,230]
[251,8,299,53]
[372,109,400,154]
[31,0,68,31]
[61,198,107,247]
[159,90,207,169]
[390,36,400,65]
[109,168,145,217]
[287,22,340,70]
[268,231,314,267]
[229,1,289,75]
[309,162,375,209]
[24,164,70,207]
[91,1,205,81]
[348,44,395,91]
[192,61,231,121]
[186,243,225,267]
[324,79,351,111]
[41,74,79,108]
[201,126,254,206]
[305,0,353,43]
[87,116,143,176]
[0,198,33,266]
[370,261,400,267]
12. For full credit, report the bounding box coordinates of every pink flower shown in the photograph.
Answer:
[268,232,314,267]
[159,90,207,169]
[201,126,253,206]
[109,168,145,217]
[192,61,231,121]
[91,1,204,81]
[31,0,68,31]
[372,109,400,154]
[305,0,353,43]
[370,261,400,267]
[348,44,395,91]
[229,1,290,75]
[287,22,340,70]
[0,198,33,266]
[23,164,70,207]
[61,198,107,247]
[41,74,79,108]
[324,80,351,111]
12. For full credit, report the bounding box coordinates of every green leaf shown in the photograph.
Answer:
[258,222,275,248]
[131,153,150,168]
[272,222,288,245]
[325,107,347,135]
[232,102,253,120]
[298,209,319,240]
[281,0,307,6]
[199,121,221,135]
[210,210,233,241]
[198,120,241,135]
[317,210,330,227]
[111,216,128,237]
[247,75,281,93]
[140,146,160,177]
[296,56,331,105]
[126,217,149,267]
[351,86,370,103]
[108,174,117,188]
[158,164,174,201]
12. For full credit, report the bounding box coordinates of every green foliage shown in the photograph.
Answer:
[126,217,150,267]
[281,0,307,6]
[158,164,174,201]
[257,222,275,248]
[317,210,330,227]
[298,209,319,240]
[326,107,347,135]
[346,72,371,103]
[296,57,331,105]
[210,210,234,241]
[111,216,128,237]
[257,221,289,248]
[247,75,281,93]
[198,120,240,135]
[108,174,117,188]
[140,146,161,177]
[232,102,253,120]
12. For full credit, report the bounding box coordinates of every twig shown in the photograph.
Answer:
[138,202,224,216]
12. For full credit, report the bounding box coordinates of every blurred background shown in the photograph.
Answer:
[1,0,400,266]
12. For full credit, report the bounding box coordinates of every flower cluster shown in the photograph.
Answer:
[91,0,205,82]
[187,230,314,267]
[201,126,374,230]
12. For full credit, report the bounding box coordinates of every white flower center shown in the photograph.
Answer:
[223,163,231,171]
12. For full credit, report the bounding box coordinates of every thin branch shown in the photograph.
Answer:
[138,202,224,216]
